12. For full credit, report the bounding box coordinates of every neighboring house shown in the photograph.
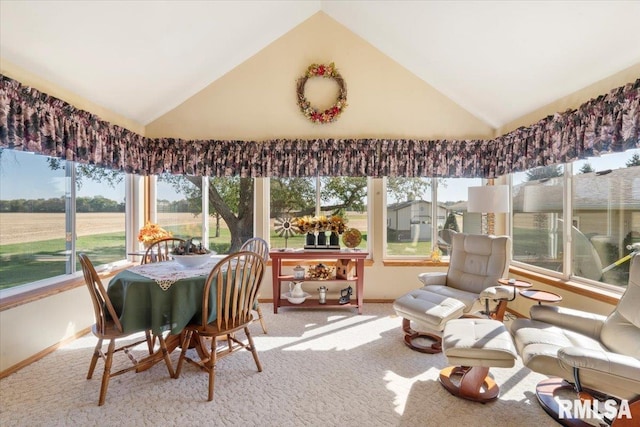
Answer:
[387,200,448,241]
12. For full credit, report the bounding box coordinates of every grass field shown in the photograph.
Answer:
[0,212,372,289]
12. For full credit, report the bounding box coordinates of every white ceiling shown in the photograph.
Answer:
[1,1,639,128]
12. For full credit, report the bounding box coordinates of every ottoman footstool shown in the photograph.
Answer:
[393,289,466,353]
[440,318,517,402]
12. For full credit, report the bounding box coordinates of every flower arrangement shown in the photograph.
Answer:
[296,62,347,124]
[307,263,334,280]
[293,215,347,234]
[137,222,172,245]
[327,215,347,234]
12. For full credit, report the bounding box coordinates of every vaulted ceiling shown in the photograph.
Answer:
[1,1,639,129]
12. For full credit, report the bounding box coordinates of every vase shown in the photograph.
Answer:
[330,232,340,247]
[316,231,327,246]
[306,232,316,246]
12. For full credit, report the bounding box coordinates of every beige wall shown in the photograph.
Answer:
[145,12,494,141]
[0,286,94,372]
[497,62,640,135]
[1,60,145,135]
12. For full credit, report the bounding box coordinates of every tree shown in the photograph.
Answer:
[443,212,459,232]
[626,153,640,167]
[526,165,563,181]
[386,177,431,202]
[270,178,316,216]
[579,163,594,174]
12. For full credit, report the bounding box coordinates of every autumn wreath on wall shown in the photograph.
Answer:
[296,63,347,124]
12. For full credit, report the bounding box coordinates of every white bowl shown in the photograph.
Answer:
[282,291,311,304]
[172,253,213,268]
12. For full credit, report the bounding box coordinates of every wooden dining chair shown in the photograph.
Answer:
[240,237,269,334]
[141,237,186,264]
[174,251,266,401]
[78,253,175,406]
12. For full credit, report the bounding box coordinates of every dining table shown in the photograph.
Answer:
[107,255,227,368]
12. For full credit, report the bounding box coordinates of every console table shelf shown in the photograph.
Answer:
[269,250,369,314]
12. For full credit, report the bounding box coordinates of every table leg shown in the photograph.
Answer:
[356,258,364,315]
[272,258,280,314]
[135,333,180,374]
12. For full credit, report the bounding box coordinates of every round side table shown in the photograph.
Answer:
[491,279,533,320]
[519,289,563,305]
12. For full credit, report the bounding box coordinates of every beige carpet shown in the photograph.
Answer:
[0,304,556,427]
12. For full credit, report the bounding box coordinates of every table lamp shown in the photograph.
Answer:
[468,184,509,235]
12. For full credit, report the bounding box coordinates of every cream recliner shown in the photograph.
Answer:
[393,232,511,353]
[510,254,640,425]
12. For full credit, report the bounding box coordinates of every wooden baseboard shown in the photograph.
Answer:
[0,326,92,380]
[506,307,527,318]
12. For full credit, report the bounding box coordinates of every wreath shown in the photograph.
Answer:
[296,63,347,124]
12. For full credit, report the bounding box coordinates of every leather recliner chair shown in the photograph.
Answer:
[393,232,511,353]
[510,254,640,425]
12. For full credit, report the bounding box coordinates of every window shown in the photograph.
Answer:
[511,149,640,289]
[74,163,126,268]
[0,149,127,292]
[385,177,480,257]
[156,174,203,241]
[155,175,254,254]
[512,165,565,275]
[207,177,254,254]
[269,177,368,250]
[386,178,433,256]
[0,150,68,289]
[436,177,482,255]
[572,150,640,287]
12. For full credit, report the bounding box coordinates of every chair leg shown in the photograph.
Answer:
[157,333,175,378]
[98,339,116,406]
[207,336,218,402]
[245,326,263,372]
[256,304,267,334]
[145,330,156,354]
[174,330,193,379]
[87,338,103,379]
[401,318,442,354]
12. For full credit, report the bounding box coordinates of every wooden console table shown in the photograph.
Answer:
[269,250,369,314]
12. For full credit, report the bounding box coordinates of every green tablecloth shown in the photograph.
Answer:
[107,269,217,335]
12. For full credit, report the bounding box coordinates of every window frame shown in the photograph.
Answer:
[509,158,634,295]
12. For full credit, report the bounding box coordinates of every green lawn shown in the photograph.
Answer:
[0,232,126,289]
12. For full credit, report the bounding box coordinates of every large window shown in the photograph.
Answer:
[512,149,640,288]
[0,149,126,291]
[385,177,481,257]
[74,163,126,267]
[436,177,482,255]
[155,175,254,254]
[572,151,640,287]
[269,177,368,250]
[512,165,565,274]
[156,174,203,243]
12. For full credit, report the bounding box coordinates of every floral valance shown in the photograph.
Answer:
[0,74,638,178]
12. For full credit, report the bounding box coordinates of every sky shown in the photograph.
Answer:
[0,151,124,200]
[1,148,638,202]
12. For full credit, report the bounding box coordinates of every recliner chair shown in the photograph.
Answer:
[393,232,511,353]
[510,254,640,426]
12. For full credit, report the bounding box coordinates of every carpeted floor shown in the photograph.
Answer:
[0,303,557,426]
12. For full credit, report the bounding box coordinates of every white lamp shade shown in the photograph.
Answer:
[467,185,509,213]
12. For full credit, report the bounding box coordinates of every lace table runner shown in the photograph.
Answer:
[128,255,226,291]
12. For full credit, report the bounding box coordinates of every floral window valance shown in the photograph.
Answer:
[0,74,638,178]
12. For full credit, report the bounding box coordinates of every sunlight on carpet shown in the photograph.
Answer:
[0,304,557,427]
